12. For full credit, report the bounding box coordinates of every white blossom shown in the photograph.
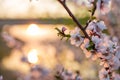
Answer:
[113,73,120,80]
[96,21,107,30]
[112,37,118,43]
[96,45,107,53]
[112,56,120,70]
[115,50,120,59]
[92,36,102,44]
[70,27,84,47]
[86,21,96,33]
[86,21,106,37]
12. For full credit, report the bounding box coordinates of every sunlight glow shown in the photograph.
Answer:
[30,0,39,2]
[28,49,38,64]
[26,24,40,36]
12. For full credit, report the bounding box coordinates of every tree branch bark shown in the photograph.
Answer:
[57,0,90,40]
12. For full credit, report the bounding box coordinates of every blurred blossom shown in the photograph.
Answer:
[1,32,16,48]
[21,56,28,63]
[71,0,96,7]
[0,76,3,80]
[92,36,101,44]
[112,37,119,43]
[96,21,107,31]
[113,73,120,80]
[112,56,120,70]
[87,0,111,15]
[1,32,24,50]
[55,68,82,80]
[88,0,94,3]
[24,65,49,80]
[97,0,111,15]
[99,68,109,80]
[115,50,120,59]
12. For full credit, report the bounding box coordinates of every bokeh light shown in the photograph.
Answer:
[27,49,38,64]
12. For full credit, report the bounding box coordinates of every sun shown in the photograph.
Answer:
[26,24,40,36]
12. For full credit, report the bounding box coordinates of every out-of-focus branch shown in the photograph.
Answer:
[84,1,97,30]
[57,0,90,40]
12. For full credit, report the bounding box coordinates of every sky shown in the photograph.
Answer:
[0,0,61,18]
[0,0,89,19]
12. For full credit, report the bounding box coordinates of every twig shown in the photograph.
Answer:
[57,0,90,40]
[84,1,97,30]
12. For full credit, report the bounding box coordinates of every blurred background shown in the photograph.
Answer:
[0,0,120,80]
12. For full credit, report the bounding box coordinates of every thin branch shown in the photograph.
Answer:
[84,1,97,30]
[57,0,90,40]
[84,19,92,30]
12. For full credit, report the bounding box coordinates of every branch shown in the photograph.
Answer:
[84,1,97,30]
[57,0,90,40]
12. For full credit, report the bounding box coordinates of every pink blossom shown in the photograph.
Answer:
[1,32,16,47]
[99,68,109,80]
[92,36,102,44]
[84,49,92,58]
[83,38,90,48]
[112,56,120,70]
[0,76,3,80]
[97,0,111,15]
[86,20,106,38]
[115,50,120,59]
[62,27,67,33]
[113,73,120,80]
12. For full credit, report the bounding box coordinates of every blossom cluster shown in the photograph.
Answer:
[63,19,120,80]
[80,20,120,80]
[1,32,23,50]
[88,0,111,15]
[55,68,82,80]
[64,21,120,80]
[56,0,120,80]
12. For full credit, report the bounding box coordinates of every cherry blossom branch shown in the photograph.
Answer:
[56,0,119,80]
[57,0,90,40]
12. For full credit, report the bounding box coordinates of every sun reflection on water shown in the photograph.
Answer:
[27,49,38,64]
